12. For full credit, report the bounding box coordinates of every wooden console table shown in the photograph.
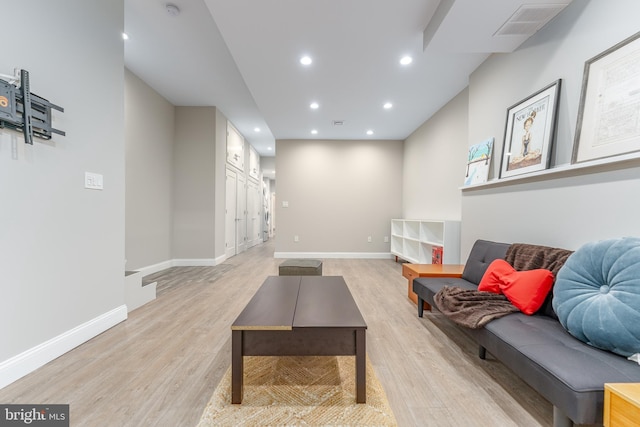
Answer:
[604,383,640,426]
[402,264,465,310]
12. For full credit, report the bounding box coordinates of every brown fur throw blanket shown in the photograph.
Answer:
[434,286,519,328]
[505,243,573,279]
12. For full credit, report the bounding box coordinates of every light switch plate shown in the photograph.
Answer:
[85,172,104,190]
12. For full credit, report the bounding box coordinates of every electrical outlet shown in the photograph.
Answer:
[384,236,389,243]
[367,236,372,243]
[294,235,299,242]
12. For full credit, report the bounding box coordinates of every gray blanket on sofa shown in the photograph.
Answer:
[434,286,519,328]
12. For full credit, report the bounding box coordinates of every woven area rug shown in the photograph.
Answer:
[197,355,397,426]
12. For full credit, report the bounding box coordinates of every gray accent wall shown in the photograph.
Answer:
[214,108,228,259]
[125,69,174,270]
[172,107,218,260]
[125,91,229,267]
[0,1,125,361]
[275,139,403,255]
[261,157,275,176]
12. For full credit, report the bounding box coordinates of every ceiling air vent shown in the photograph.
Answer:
[494,4,568,36]
[332,120,344,126]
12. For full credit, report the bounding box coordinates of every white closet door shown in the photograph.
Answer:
[237,173,247,254]
[225,168,237,258]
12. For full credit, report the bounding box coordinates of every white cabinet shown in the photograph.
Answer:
[226,122,244,170]
[390,219,461,264]
[249,145,260,180]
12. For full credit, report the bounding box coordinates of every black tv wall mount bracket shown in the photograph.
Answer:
[0,69,65,144]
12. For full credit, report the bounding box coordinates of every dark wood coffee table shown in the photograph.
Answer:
[231,275,367,404]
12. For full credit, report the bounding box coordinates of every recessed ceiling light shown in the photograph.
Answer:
[366,130,374,135]
[267,147,272,151]
[311,129,318,135]
[383,102,393,109]
[300,56,312,65]
[254,127,261,132]
[400,56,413,65]
[310,102,319,109]
[122,32,129,40]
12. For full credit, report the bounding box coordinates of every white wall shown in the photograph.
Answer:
[403,88,468,220]
[125,69,175,271]
[275,139,403,256]
[0,0,125,386]
[461,0,640,258]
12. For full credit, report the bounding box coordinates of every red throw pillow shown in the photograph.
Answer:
[478,259,512,294]
[500,268,554,315]
[477,259,554,315]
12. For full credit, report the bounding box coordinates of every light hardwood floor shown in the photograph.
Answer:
[0,240,552,426]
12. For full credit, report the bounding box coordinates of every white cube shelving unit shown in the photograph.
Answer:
[390,219,461,264]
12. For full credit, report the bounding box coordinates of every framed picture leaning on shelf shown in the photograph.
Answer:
[464,137,494,186]
[573,31,640,164]
[499,79,561,178]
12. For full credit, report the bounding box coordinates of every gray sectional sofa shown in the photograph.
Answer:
[413,239,640,427]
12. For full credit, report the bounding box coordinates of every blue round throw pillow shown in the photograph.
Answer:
[553,237,640,357]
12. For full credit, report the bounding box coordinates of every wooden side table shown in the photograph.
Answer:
[402,264,465,310]
[604,383,640,426]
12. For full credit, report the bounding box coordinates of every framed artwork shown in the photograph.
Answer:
[573,31,640,164]
[499,80,561,179]
[464,137,494,186]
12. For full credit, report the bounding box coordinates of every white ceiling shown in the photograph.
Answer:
[124,0,571,167]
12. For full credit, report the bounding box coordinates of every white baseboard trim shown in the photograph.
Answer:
[274,252,393,259]
[136,260,173,277]
[0,305,127,390]
[172,258,217,267]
